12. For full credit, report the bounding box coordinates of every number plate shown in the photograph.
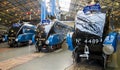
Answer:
[9,37,15,39]
[39,38,45,40]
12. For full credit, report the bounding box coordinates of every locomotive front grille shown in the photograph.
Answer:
[8,37,16,43]
[8,37,16,44]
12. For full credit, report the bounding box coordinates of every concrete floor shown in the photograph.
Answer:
[0,42,73,70]
[0,40,120,70]
[12,49,72,70]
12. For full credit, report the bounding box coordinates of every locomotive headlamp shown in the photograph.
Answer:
[103,45,114,55]
[11,30,14,32]
[2,38,5,41]
[45,40,49,44]
[15,38,18,42]
[103,32,118,55]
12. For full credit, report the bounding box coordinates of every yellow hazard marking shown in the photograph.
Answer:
[0,53,45,70]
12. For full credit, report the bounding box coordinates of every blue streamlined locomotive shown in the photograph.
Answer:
[8,23,36,47]
[66,5,118,68]
[34,21,73,52]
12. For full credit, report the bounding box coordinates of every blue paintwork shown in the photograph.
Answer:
[1,34,8,42]
[118,34,120,41]
[103,32,118,52]
[12,23,21,27]
[66,32,74,51]
[41,1,47,22]
[22,28,36,34]
[42,19,50,24]
[4,35,8,42]
[17,33,34,42]
[83,3,101,13]
[51,0,56,16]
[16,24,36,43]
[32,35,36,44]
[47,33,64,46]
